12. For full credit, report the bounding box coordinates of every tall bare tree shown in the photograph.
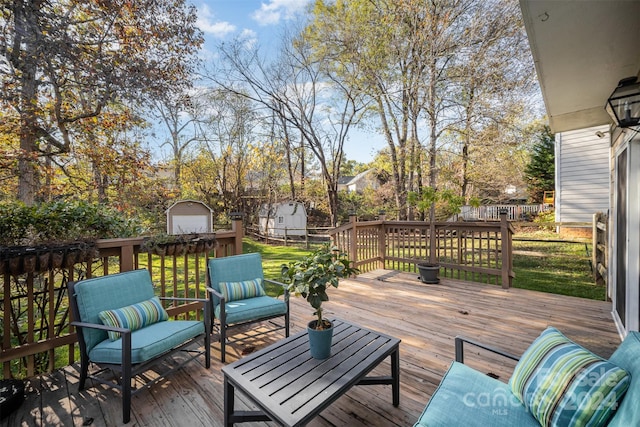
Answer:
[200,88,261,214]
[208,29,366,226]
[306,0,469,220]
[448,0,535,201]
[306,0,540,221]
[151,91,205,193]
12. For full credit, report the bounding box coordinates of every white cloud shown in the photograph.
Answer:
[239,29,258,49]
[251,0,310,26]
[240,28,258,40]
[197,4,236,38]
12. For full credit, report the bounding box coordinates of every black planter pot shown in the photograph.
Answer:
[417,263,440,284]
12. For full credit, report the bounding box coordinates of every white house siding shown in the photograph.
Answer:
[555,125,610,228]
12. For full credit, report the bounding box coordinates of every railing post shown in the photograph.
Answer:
[305,228,310,249]
[349,213,358,265]
[120,241,135,272]
[378,212,386,269]
[230,212,244,255]
[500,209,512,289]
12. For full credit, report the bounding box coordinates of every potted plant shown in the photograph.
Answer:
[407,188,480,284]
[281,244,359,359]
[416,262,440,284]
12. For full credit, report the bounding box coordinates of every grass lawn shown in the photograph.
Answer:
[245,233,606,301]
[511,230,605,300]
[242,238,321,295]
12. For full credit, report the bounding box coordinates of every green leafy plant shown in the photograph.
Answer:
[281,244,359,330]
[533,209,556,231]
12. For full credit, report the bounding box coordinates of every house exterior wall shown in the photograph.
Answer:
[555,125,610,236]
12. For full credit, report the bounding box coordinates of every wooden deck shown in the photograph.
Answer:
[2,270,621,427]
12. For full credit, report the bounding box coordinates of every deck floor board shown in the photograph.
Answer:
[1,270,620,426]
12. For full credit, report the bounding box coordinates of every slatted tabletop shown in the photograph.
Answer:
[222,318,401,427]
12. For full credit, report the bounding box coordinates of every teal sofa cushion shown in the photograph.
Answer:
[220,278,266,302]
[89,320,204,365]
[607,331,640,427]
[510,327,630,427]
[414,361,539,427]
[215,295,287,324]
[99,296,169,341]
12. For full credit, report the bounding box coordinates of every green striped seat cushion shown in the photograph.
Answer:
[220,278,266,302]
[98,296,169,341]
[509,327,630,427]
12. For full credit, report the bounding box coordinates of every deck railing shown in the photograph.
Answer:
[1,220,243,379]
[330,212,514,288]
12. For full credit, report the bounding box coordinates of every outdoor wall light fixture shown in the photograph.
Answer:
[606,76,640,128]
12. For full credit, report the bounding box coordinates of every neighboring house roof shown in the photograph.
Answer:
[337,169,379,192]
[337,176,355,185]
[258,201,307,217]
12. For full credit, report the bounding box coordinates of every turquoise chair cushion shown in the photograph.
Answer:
[220,278,266,302]
[99,296,169,341]
[215,296,287,324]
[73,270,155,352]
[414,361,539,427]
[509,327,629,427]
[208,253,265,307]
[89,320,204,365]
[607,331,640,427]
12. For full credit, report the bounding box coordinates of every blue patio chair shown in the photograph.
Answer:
[206,252,289,362]
[68,269,211,424]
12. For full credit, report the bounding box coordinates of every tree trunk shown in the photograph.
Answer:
[15,2,41,205]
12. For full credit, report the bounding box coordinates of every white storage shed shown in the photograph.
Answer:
[258,201,307,237]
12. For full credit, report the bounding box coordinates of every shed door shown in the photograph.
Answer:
[172,215,208,234]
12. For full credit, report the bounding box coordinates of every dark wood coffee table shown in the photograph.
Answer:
[222,318,401,426]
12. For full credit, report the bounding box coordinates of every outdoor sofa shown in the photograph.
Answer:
[415,327,639,426]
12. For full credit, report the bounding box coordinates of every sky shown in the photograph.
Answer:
[190,0,386,164]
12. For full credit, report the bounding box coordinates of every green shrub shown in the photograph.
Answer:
[0,200,143,246]
[533,209,555,231]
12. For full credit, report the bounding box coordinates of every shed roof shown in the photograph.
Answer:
[165,200,214,214]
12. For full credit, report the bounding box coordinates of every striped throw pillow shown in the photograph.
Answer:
[220,278,265,302]
[98,296,169,341]
[509,327,630,427]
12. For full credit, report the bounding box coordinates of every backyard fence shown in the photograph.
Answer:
[458,204,549,221]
